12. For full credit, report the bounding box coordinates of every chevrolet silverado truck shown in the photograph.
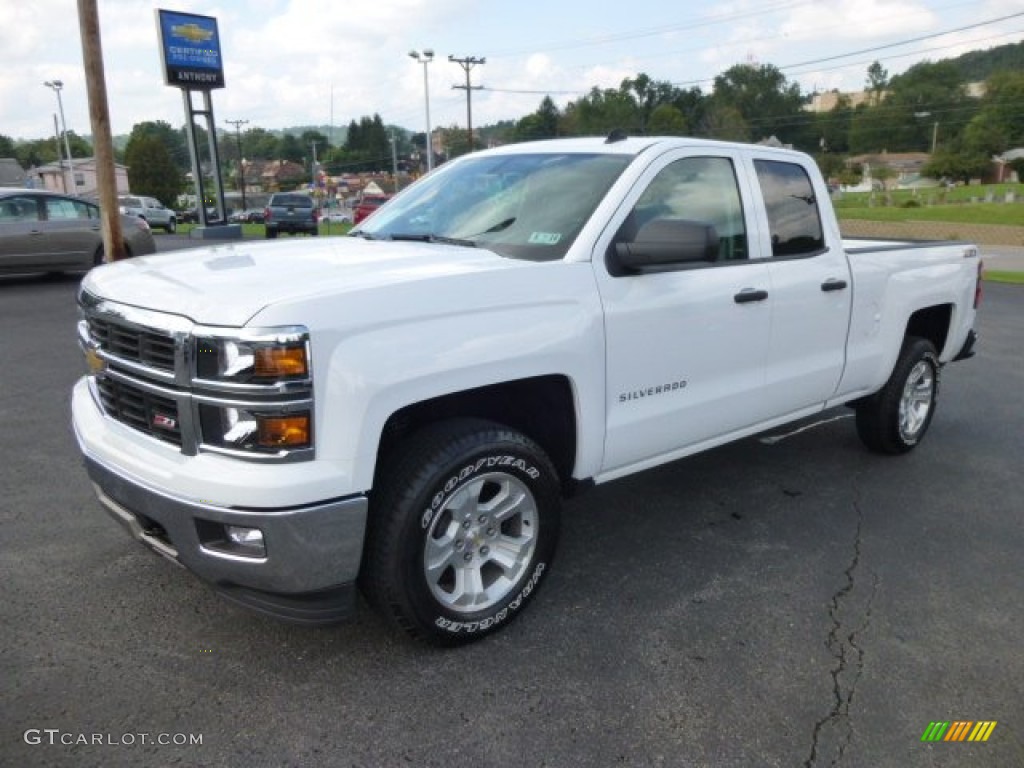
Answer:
[72,136,981,645]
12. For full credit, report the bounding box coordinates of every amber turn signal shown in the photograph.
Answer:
[254,346,308,378]
[257,414,311,447]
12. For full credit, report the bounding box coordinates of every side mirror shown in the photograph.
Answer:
[615,219,719,270]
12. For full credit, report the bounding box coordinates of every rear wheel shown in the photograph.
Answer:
[265,228,278,239]
[856,336,939,454]
[360,419,562,645]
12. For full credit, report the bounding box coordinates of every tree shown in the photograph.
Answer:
[865,61,889,105]
[124,135,184,206]
[0,133,17,157]
[711,64,808,147]
[513,96,560,141]
[128,121,189,170]
[647,104,688,135]
[923,148,990,183]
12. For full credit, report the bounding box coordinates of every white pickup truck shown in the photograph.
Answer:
[72,136,982,645]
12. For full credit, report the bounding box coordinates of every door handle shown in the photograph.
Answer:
[821,278,848,292]
[734,288,769,304]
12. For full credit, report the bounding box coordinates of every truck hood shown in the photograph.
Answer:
[82,238,530,326]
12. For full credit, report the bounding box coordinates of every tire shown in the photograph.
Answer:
[856,336,939,454]
[93,245,105,266]
[360,419,562,645]
[310,227,319,236]
[166,218,176,234]
[265,228,278,239]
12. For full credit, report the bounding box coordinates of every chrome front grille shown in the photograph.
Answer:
[95,376,182,447]
[87,316,176,373]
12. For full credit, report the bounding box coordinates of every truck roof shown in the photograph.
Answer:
[481,134,810,159]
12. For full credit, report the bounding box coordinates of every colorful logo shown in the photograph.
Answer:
[921,721,997,742]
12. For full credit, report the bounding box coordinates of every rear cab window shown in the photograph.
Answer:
[752,159,825,258]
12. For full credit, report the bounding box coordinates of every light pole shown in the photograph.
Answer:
[408,49,434,172]
[44,80,74,194]
[226,118,249,211]
[914,111,939,154]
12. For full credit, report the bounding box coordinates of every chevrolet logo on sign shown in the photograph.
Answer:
[170,23,214,43]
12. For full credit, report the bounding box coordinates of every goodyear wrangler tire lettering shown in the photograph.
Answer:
[360,419,561,646]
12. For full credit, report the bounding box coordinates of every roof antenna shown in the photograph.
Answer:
[605,129,628,144]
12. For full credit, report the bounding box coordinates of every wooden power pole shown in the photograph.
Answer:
[77,0,125,261]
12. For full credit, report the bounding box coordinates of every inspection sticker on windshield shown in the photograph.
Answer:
[528,232,562,245]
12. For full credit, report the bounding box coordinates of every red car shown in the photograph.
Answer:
[353,194,392,225]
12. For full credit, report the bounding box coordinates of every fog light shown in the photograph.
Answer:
[225,525,265,556]
[257,414,310,448]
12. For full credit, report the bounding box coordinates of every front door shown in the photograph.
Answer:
[595,150,773,477]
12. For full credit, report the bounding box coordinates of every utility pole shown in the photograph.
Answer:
[76,0,125,260]
[310,141,319,211]
[390,133,400,193]
[226,118,248,211]
[448,55,485,156]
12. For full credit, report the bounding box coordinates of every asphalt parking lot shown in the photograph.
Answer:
[1,253,1021,767]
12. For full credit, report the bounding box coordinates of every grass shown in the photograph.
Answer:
[834,183,1024,226]
[170,221,352,238]
[984,270,1024,284]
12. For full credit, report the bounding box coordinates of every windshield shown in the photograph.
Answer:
[354,152,632,260]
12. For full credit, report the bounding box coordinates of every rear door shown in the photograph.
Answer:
[41,196,102,267]
[748,155,852,415]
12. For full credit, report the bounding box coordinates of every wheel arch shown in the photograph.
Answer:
[905,303,952,358]
[374,375,579,494]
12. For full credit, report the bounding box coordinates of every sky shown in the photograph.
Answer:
[2,0,1023,143]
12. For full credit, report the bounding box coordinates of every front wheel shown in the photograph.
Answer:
[856,336,939,454]
[166,218,176,233]
[360,419,562,645]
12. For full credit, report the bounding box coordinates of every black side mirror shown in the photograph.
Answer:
[615,219,719,271]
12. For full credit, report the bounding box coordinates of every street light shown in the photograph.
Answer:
[914,111,939,154]
[44,80,74,194]
[408,49,434,172]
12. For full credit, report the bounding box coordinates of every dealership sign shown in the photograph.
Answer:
[156,9,225,89]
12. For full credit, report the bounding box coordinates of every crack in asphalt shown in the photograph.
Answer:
[805,500,879,767]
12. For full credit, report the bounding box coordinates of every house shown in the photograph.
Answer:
[0,158,28,187]
[29,158,130,197]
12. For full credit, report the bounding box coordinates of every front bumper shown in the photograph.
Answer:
[83,456,366,624]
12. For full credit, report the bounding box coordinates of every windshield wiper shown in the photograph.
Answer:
[348,230,380,240]
[387,233,477,248]
[470,217,516,236]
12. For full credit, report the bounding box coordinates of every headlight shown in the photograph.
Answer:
[199,405,312,455]
[196,331,310,385]
[192,326,314,461]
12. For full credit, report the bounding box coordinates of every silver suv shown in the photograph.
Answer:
[118,195,177,233]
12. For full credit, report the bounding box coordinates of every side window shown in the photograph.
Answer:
[617,156,748,263]
[753,160,825,257]
[0,196,42,222]
[45,198,79,220]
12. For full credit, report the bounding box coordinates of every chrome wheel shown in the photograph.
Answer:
[423,472,537,613]
[898,360,935,443]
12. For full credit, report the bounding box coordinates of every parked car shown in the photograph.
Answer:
[264,193,317,237]
[229,208,266,224]
[320,210,353,224]
[352,194,391,224]
[0,188,155,274]
[117,195,177,233]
